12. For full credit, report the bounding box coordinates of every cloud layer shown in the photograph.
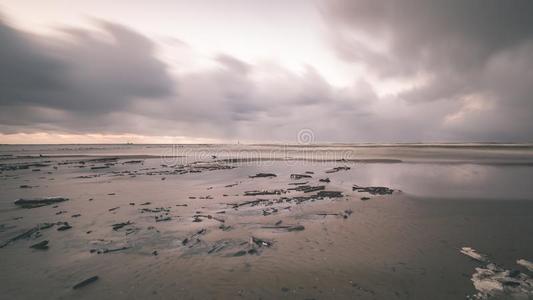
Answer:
[1,1,533,143]
[322,0,533,141]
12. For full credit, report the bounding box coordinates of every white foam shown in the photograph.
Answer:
[461,248,533,299]
[517,259,533,272]
[461,247,488,262]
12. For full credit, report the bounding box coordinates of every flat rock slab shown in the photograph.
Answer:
[14,197,69,209]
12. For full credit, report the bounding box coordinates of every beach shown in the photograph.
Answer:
[0,144,532,299]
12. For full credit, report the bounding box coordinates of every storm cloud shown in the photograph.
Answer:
[1,1,533,143]
[322,0,533,140]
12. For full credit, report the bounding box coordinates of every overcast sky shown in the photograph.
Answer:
[1,0,532,144]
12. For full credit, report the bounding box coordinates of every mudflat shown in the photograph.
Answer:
[0,144,532,299]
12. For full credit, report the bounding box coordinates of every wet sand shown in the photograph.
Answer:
[0,145,532,299]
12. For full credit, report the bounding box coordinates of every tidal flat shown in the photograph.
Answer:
[0,144,532,299]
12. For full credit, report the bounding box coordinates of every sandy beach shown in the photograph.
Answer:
[0,144,532,299]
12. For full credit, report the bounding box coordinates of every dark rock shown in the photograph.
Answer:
[317,191,343,198]
[155,216,171,222]
[289,185,325,193]
[123,160,143,164]
[287,225,305,232]
[319,178,330,183]
[251,236,272,247]
[219,224,232,231]
[249,173,277,178]
[57,223,72,231]
[30,240,49,250]
[288,181,309,185]
[244,190,284,196]
[353,185,394,195]
[233,250,247,257]
[14,197,69,209]
[91,166,109,170]
[72,276,99,289]
[0,223,57,248]
[112,221,132,231]
[325,166,351,173]
[94,246,130,254]
[290,174,312,180]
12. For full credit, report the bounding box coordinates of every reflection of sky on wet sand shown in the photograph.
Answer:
[335,164,533,200]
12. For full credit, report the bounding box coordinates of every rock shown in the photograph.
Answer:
[289,185,325,193]
[244,190,284,196]
[290,174,312,180]
[123,160,143,164]
[250,236,272,247]
[0,223,57,248]
[92,246,130,254]
[233,250,247,257]
[57,223,72,231]
[287,225,305,232]
[325,166,351,173]
[317,191,343,198]
[108,207,120,212]
[112,221,132,231]
[360,197,370,201]
[90,166,109,170]
[353,185,394,195]
[155,216,171,222]
[30,240,49,250]
[288,181,309,186]
[249,173,277,178]
[72,276,99,289]
[219,224,232,231]
[14,197,69,209]
[319,178,330,183]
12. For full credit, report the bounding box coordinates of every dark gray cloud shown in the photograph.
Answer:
[322,0,533,141]
[0,15,376,142]
[323,0,533,77]
[2,2,533,143]
[0,18,175,113]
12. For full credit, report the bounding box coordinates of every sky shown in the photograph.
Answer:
[1,0,532,144]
